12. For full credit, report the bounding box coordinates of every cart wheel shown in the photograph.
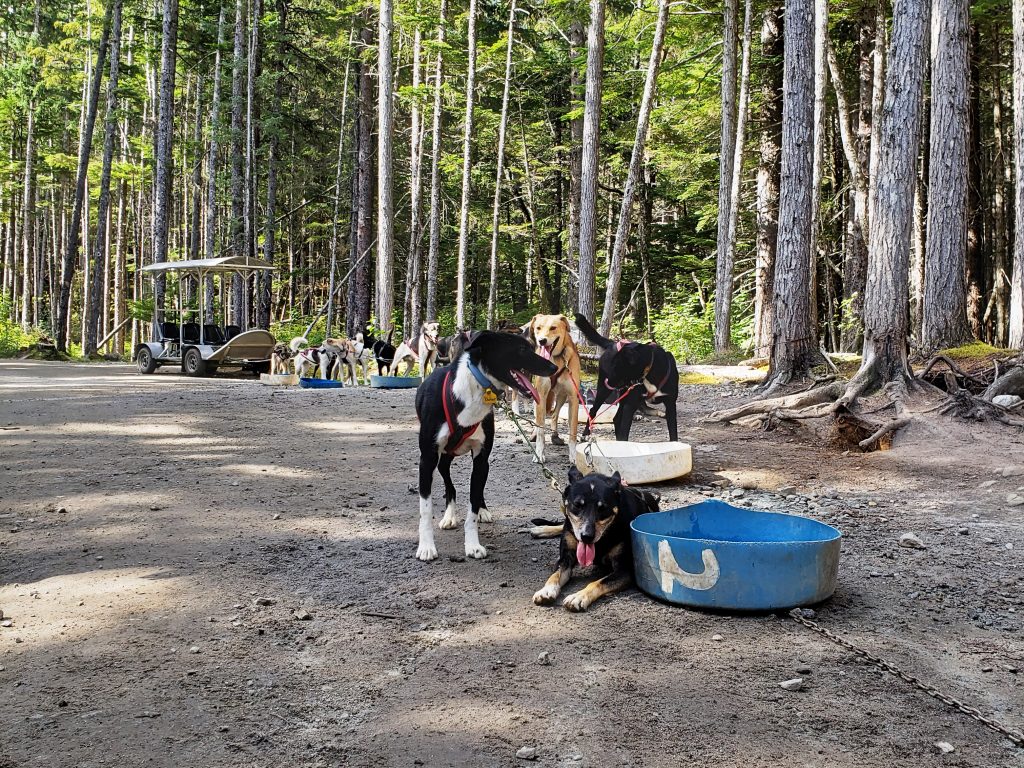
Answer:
[183,347,207,377]
[137,346,158,374]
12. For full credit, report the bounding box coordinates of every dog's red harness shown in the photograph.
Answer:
[441,370,480,454]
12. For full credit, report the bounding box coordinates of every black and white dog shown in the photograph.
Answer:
[574,313,679,442]
[414,331,558,561]
[361,328,396,376]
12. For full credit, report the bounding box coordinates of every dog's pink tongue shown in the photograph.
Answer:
[540,345,552,361]
[576,542,596,568]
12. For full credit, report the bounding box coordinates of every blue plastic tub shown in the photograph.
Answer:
[370,374,421,389]
[631,500,841,610]
[299,377,344,389]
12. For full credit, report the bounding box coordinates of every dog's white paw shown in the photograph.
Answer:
[478,507,493,523]
[563,590,592,612]
[568,442,577,462]
[438,505,459,530]
[416,543,438,561]
[533,584,560,605]
[465,542,488,559]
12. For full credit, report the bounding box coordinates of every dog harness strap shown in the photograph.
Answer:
[442,370,479,454]
[645,352,672,400]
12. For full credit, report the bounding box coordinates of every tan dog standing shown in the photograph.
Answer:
[528,314,583,463]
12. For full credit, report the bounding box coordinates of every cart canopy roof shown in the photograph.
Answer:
[140,255,275,274]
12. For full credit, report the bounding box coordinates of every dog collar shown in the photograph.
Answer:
[467,360,500,405]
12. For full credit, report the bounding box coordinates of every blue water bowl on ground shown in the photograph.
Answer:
[370,374,421,389]
[631,500,842,611]
[299,377,344,389]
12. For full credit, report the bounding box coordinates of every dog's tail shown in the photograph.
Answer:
[290,336,309,353]
[574,313,615,351]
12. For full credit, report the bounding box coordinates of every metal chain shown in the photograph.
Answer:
[788,609,1024,747]
[497,400,564,494]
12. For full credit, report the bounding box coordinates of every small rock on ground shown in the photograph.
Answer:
[899,533,925,549]
[934,741,955,754]
[516,746,538,760]
[779,678,804,692]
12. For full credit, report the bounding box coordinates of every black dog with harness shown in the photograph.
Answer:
[574,313,679,442]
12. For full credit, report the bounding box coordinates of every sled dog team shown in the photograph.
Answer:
[271,314,679,611]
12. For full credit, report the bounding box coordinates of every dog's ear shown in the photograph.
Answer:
[465,330,495,350]
[524,320,535,342]
[568,466,585,484]
[610,471,622,487]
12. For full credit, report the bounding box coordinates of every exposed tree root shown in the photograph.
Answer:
[983,364,1024,401]
[705,381,845,423]
[918,354,988,387]
[706,349,1023,452]
[940,387,1024,427]
[856,416,913,450]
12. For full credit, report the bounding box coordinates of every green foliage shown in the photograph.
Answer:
[0,300,41,357]
[127,297,155,323]
[270,316,326,347]
[650,291,753,365]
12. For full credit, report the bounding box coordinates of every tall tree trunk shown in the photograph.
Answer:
[376,0,395,332]
[567,21,584,315]
[20,101,36,331]
[576,0,605,323]
[229,0,247,326]
[599,0,670,336]
[247,0,263,326]
[152,0,179,332]
[990,34,1010,345]
[486,0,517,330]
[454,0,479,329]
[85,0,123,356]
[1007,0,1024,348]
[764,0,816,385]
[922,0,971,350]
[326,26,352,338]
[260,0,287,331]
[205,5,226,322]
[405,13,425,335]
[965,24,985,338]
[808,0,828,334]
[351,23,374,334]
[849,0,931,394]
[868,0,886,227]
[55,1,113,352]
[188,72,203,264]
[835,13,873,352]
[425,0,447,323]
[753,5,782,358]
[712,0,739,352]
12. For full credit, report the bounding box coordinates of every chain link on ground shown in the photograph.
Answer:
[789,609,1024,747]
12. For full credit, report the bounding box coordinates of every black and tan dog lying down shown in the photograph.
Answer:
[532,467,659,612]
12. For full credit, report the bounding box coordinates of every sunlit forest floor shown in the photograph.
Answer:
[1,361,1022,767]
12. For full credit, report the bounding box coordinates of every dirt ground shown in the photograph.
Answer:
[1,360,1022,768]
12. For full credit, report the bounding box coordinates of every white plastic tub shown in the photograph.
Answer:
[575,440,692,484]
[260,373,299,386]
[559,402,618,425]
